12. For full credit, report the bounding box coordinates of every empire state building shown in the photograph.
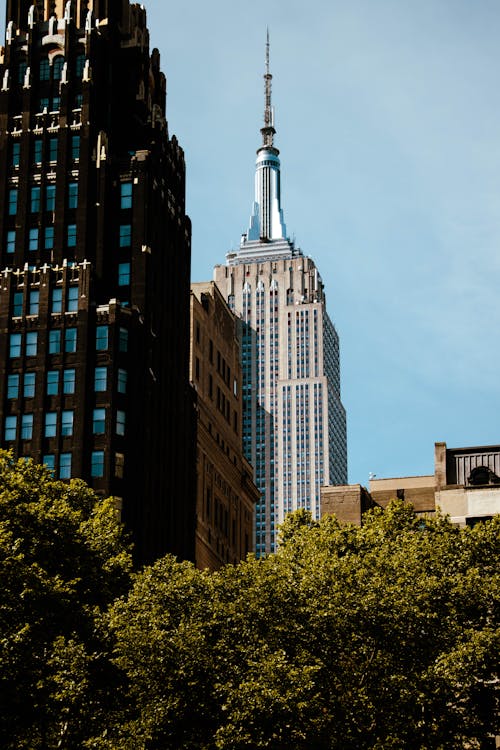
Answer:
[214,36,347,556]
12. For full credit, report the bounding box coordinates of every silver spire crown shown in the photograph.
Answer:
[261,29,276,148]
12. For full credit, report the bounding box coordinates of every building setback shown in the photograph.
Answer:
[190,282,258,570]
[214,36,347,556]
[0,0,196,565]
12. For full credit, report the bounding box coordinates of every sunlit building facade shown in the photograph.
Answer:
[214,37,347,555]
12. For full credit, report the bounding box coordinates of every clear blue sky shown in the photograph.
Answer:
[3,0,500,485]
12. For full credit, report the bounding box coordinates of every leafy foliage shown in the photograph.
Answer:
[0,452,132,748]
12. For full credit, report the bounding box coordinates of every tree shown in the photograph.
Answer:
[0,452,132,749]
[107,501,499,749]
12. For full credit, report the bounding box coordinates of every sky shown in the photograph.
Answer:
[3,0,500,485]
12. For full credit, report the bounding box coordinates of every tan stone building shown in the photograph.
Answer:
[190,282,259,571]
[321,441,500,526]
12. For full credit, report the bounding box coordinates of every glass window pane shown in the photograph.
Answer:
[71,135,80,160]
[24,372,35,398]
[29,290,39,315]
[21,414,33,440]
[63,368,75,394]
[93,408,105,434]
[5,415,17,441]
[13,291,23,316]
[68,182,78,209]
[49,138,58,162]
[91,450,104,478]
[65,328,77,353]
[67,285,78,312]
[7,374,19,399]
[120,182,133,209]
[51,287,63,313]
[47,370,59,395]
[118,262,130,286]
[59,452,72,479]
[7,230,16,254]
[67,224,77,247]
[30,186,41,212]
[119,224,131,247]
[119,327,128,352]
[116,410,126,436]
[26,332,37,356]
[11,142,20,167]
[9,333,21,358]
[96,326,108,351]
[8,189,18,215]
[44,226,54,250]
[61,410,73,436]
[46,184,56,211]
[44,412,57,438]
[28,227,39,251]
[117,368,127,394]
[43,454,55,474]
[94,366,107,391]
[49,329,61,354]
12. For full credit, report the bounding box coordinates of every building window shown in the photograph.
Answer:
[9,333,21,358]
[71,135,80,160]
[59,452,72,479]
[17,61,27,84]
[39,97,49,112]
[68,182,78,209]
[75,54,85,77]
[51,287,62,313]
[120,182,133,209]
[118,327,128,353]
[63,368,75,394]
[116,410,126,436]
[28,228,39,251]
[119,224,131,247]
[51,95,61,112]
[91,450,104,478]
[53,56,64,81]
[96,326,108,351]
[118,262,130,286]
[39,57,50,81]
[65,328,77,353]
[94,366,107,391]
[33,138,43,164]
[30,186,41,213]
[21,414,33,440]
[117,368,127,394]
[49,138,58,162]
[26,332,37,356]
[8,189,18,215]
[29,290,39,315]
[4,416,17,441]
[43,454,55,475]
[44,412,57,438]
[6,230,16,254]
[67,285,78,312]
[11,142,20,167]
[115,452,124,479]
[13,291,23,316]
[93,408,106,434]
[67,224,77,247]
[61,410,73,437]
[7,374,19,399]
[46,184,56,211]
[49,329,61,354]
[47,370,59,395]
[44,226,54,250]
[24,372,35,398]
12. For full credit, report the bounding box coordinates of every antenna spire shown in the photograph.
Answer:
[261,28,276,148]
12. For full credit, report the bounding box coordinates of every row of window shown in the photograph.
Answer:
[11,136,80,168]
[5,409,126,440]
[12,286,79,316]
[9,326,129,358]
[41,451,104,480]
[7,366,127,399]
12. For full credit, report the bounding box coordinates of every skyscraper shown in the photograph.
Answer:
[0,0,196,565]
[214,36,347,556]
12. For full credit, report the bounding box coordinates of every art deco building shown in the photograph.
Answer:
[214,38,347,555]
[190,282,258,570]
[0,0,196,565]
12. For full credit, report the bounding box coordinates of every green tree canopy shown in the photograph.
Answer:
[108,502,499,750]
[0,452,132,749]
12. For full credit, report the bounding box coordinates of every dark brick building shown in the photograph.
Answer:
[0,0,196,565]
